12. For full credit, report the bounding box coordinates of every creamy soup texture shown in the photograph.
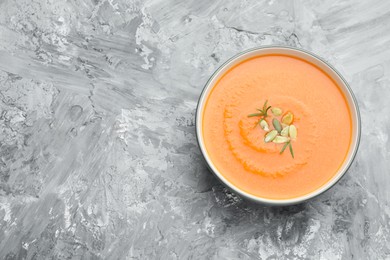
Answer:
[202,54,352,199]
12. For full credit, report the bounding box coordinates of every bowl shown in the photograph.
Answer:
[196,46,361,205]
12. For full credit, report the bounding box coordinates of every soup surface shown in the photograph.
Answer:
[202,54,352,199]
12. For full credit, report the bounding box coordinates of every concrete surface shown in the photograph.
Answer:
[0,0,389,259]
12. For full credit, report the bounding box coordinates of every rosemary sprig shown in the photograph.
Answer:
[279,141,294,158]
[263,106,271,117]
[263,100,268,112]
[280,142,289,154]
[248,113,263,117]
[248,100,271,119]
[289,142,294,158]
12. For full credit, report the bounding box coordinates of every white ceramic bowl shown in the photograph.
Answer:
[196,46,361,206]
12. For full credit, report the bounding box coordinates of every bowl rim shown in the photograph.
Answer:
[195,45,361,206]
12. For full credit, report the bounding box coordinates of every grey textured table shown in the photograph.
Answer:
[0,1,389,259]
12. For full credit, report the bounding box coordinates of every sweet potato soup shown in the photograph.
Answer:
[202,54,352,199]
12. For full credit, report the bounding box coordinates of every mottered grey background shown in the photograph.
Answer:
[0,0,389,259]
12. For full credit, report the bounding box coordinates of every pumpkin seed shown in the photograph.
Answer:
[259,119,269,131]
[271,107,282,116]
[264,130,278,143]
[289,124,297,139]
[273,136,290,144]
[282,112,294,125]
[272,118,282,133]
[281,126,289,137]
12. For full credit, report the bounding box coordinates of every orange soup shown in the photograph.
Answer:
[202,54,352,199]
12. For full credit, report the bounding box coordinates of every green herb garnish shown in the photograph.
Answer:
[249,99,297,159]
[248,113,263,117]
[280,142,289,154]
[247,100,272,126]
[289,142,294,158]
[279,141,294,159]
